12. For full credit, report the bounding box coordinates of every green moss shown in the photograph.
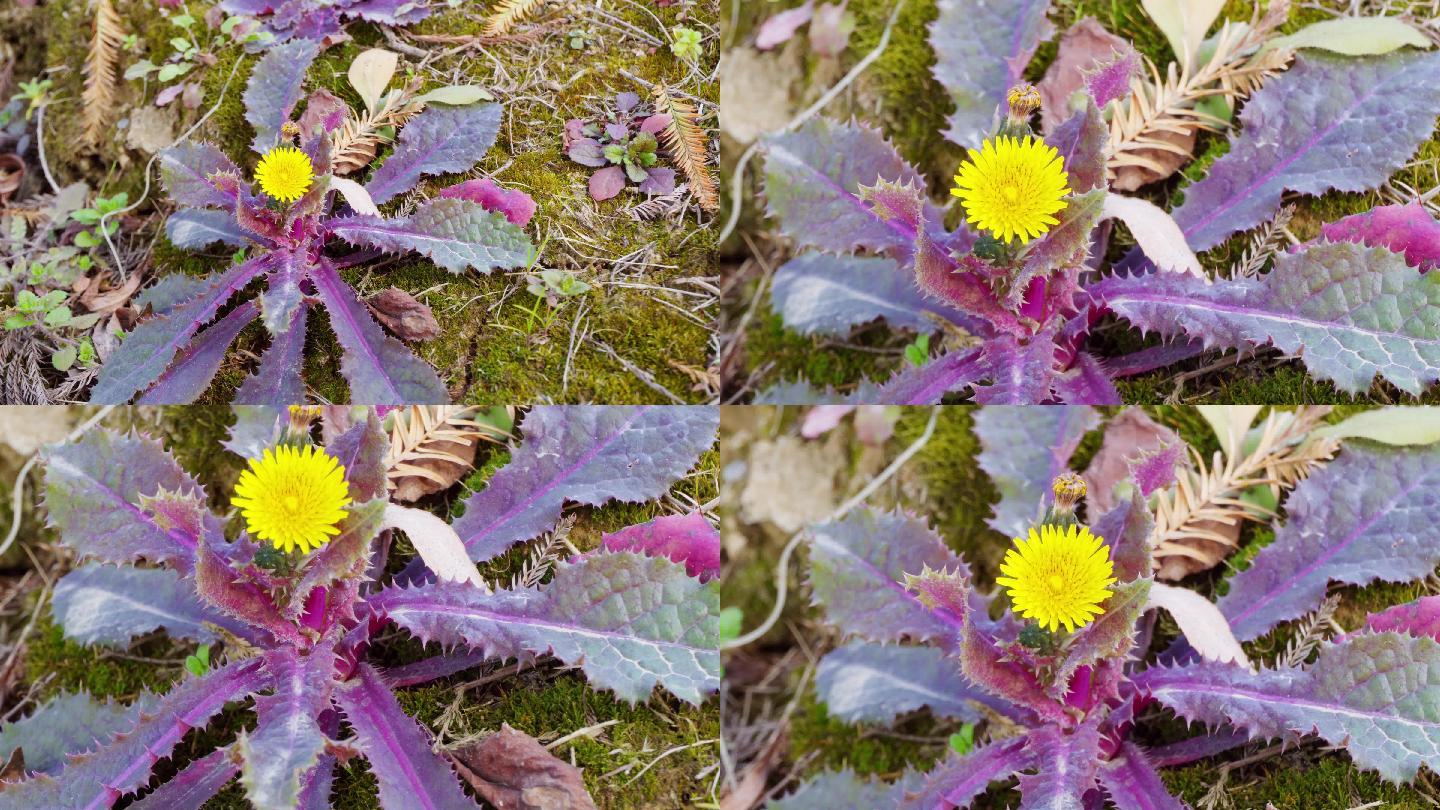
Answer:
[1163,754,1429,808]
[787,686,947,778]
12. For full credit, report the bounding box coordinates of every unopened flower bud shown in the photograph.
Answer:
[1045,472,1086,526]
[280,121,302,142]
[1005,83,1042,128]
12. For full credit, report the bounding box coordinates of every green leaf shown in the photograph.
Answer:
[169,37,192,53]
[1314,406,1440,446]
[718,606,743,644]
[124,60,160,81]
[51,346,77,371]
[157,62,192,83]
[71,208,101,225]
[4,315,31,330]
[411,85,494,105]
[1268,17,1431,56]
[44,305,72,328]
[948,724,975,755]
[171,13,195,28]
[73,230,100,248]
[77,338,96,365]
[904,333,930,367]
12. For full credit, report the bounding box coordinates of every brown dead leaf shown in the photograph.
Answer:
[1037,18,1136,133]
[0,154,23,206]
[79,270,145,316]
[386,406,506,502]
[1082,408,1182,514]
[0,748,23,784]
[447,724,598,810]
[367,287,440,341]
[739,434,840,533]
[1110,128,1195,192]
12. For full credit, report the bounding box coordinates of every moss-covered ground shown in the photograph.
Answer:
[720,405,1440,807]
[0,406,719,808]
[2,0,716,403]
[720,0,1440,403]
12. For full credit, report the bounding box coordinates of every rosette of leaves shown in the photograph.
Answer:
[91,41,536,404]
[565,91,677,202]
[769,406,1440,808]
[756,3,1440,404]
[218,0,431,49]
[0,405,720,809]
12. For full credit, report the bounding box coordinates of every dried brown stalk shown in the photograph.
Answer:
[82,0,126,147]
[653,85,718,212]
[330,87,425,175]
[1107,6,1292,190]
[384,406,510,502]
[1227,203,1295,278]
[482,0,546,37]
[1151,406,1339,580]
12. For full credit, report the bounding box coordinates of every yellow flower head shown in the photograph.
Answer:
[254,146,314,203]
[950,135,1071,244]
[994,524,1117,632]
[232,444,352,554]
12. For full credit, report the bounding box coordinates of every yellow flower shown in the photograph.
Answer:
[950,135,1070,244]
[232,444,352,554]
[994,524,1117,632]
[254,146,314,203]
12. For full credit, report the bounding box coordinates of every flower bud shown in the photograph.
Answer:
[1004,83,1042,131]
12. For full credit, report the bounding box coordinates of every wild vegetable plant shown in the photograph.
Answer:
[0,405,720,808]
[565,91,677,202]
[769,406,1440,808]
[756,1,1440,403]
[219,0,432,49]
[92,40,537,404]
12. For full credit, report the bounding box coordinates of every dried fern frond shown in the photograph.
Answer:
[1151,406,1338,580]
[482,0,546,37]
[1277,594,1342,668]
[330,87,425,175]
[653,85,718,213]
[626,184,690,221]
[385,405,510,502]
[1227,203,1295,278]
[1107,13,1292,185]
[501,514,575,591]
[82,0,126,147]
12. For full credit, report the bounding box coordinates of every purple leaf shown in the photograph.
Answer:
[438,178,537,227]
[1090,490,1154,584]
[600,511,719,582]
[51,563,240,646]
[969,332,1061,404]
[235,301,309,406]
[755,1,813,49]
[614,92,639,113]
[959,615,1069,724]
[91,255,268,403]
[348,0,430,26]
[1044,96,1108,193]
[159,142,241,209]
[364,103,503,205]
[244,39,319,153]
[770,253,963,338]
[1365,595,1440,641]
[327,410,389,501]
[1051,351,1121,405]
[223,407,281,459]
[973,405,1098,537]
[383,651,490,688]
[773,768,924,809]
[1130,442,1184,498]
[298,88,348,141]
[138,299,260,404]
[1315,201,1440,273]
[295,710,341,810]
[166,208,252,248]
[807,510,968,648]
[1096,241,1440,395]
[310,261,449,404]
[0,658,265,808]
[1098,742,1186,810]
[1049,577,1150,698]
[567,138,607,167]
[1082,407,1182,514]
[1086,48,1142,110]
[1138,632,1440,782]
[453,405,716,562]
[127,746,238,810]
[588,165,626,201]
[1218,442,1440,641]
[1172,51,1440,251]
[875,347,989,404]
[327,198,532,274]
[1018,719,1102,808]
[259,249,307,335]
[238,647,336,809]
[284,499,388,618]
[815,641,990,724]
[929,0,1054,147]
[638,166,675,195]
[41,429,217,570]
[195,540,308,645]
[1013,189,1107,305]
[900,737,1031,809]
[1036,18,1134,133]
[134,274,215,316]
[376,553,719,704]
[0,692,159,777]
[333,663,476,810]
[763,118,925,256]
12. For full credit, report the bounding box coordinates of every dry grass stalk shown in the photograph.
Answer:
[1278,594,1341,668]
[482,0,547,37]
[384,406,510,502]
[82,0,126,146]
[653,85,718,213]
[1107,5,1291,188]
[330,87,425,175]
[1151,406,1338,580]
[502,514,574,591]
